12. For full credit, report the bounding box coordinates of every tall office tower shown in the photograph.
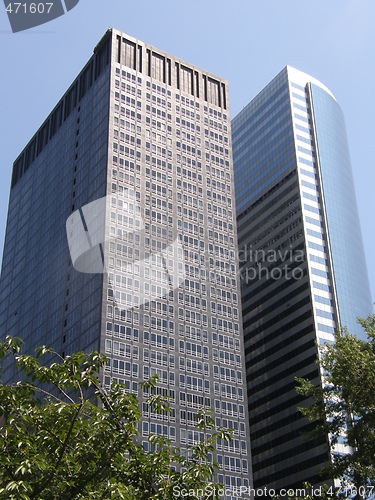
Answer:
[232,66,373,492]
[0,29,252,495]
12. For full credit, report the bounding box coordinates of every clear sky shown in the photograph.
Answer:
[0,0,374,307]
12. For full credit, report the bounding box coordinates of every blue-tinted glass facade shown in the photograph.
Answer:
[310,83,373,338]
[0,41,111,384]
[232,69,295,211]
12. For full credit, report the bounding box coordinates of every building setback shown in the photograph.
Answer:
[232,66,373,492]
[0,28,252,496]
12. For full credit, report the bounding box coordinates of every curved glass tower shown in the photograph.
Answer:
[309,83,373,338]
[232,66,373,492]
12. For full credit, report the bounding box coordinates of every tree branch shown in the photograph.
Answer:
[30,401,84,499]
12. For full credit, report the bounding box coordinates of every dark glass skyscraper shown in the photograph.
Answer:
[232,66,373,492]
[0,28,252,497]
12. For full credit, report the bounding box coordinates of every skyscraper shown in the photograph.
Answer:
[0,28,251,495]
[232,66,373,492]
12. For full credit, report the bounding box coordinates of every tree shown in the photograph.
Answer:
[0,337,232,499]
[296,313,375,499]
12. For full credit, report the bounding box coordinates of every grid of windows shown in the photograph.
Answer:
[102,30,251,494]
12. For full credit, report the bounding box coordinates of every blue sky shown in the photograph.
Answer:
[0,0,374,306]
